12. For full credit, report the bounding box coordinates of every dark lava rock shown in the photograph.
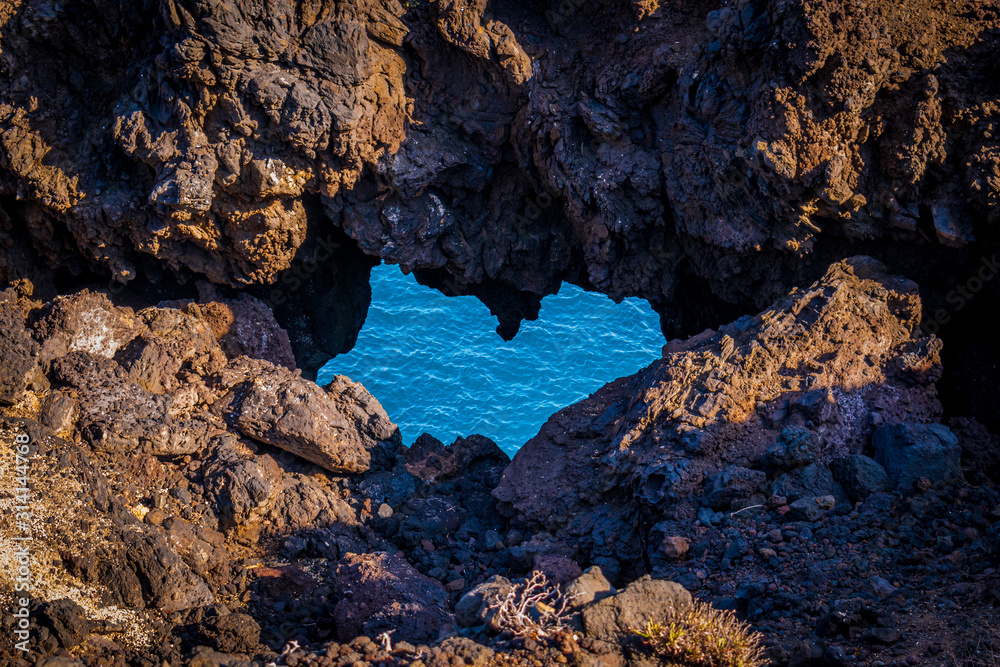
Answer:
[120,529,215,612]
[581,576,691,643]
[359,469,417,508]
[215,358,397,473]
[771,463,845,504]
[209,294,297,371]
[193,613,261,654]
[333,551,454,644]
[51,351,216,456]
[94,559,145,609]
[405,433,510,487]
[201,437,283,532]
[704,466,768,510]
[873,423,964,490]
[269,474,359,531]
[830,455,889,502]
[38,391,77,434]
[533,553,583,584]
[455,575,512,628]
[867,627,901,644]
[35,598,94,648]
[0,300,37,405]
[163,516,228,580]
[186,646,256,667]
[760,426,819,471]
[4,0,997,394]
[116,305,227,395]
[787,495,836,522]
[496,259,942,564]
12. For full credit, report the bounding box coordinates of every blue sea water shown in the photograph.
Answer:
[318,263,664,456]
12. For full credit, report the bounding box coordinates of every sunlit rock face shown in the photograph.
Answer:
[494,257,943,575]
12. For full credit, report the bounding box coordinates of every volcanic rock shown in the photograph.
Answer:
[761,426,820,471]
[332,552,454,644]
[455,575,512,628]
[4,0,998,373]
[0,300,37,405]
[873,422,964,490]
[32,291,143,365]
[495,258,943,569]
[201,437,284,532]
[704,466,767,510]
[214,358,399,473]
[565,566,617,609]
[51,351,217,456]
[192,614,261,655]
[770,463,845,504]
[580,576,691,643]
[35,599,94,649]
[830,454,889,502]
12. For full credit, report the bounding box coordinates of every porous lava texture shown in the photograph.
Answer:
[2,0,1000,373]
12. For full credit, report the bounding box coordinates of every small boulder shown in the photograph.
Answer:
[36,598,95,648]
[39,391,77,434]
[660,536,691,560]
[565,566,616,609]
[193,613,261,654]
[867,627,900,644]
[830,455,888,502]
[216,359,399,473]
[703,466,766,509]
[436,638,495,667]
[771,463,845,504]
[120,529,215,612]
[873,423,963,490]
[455,575,512,628]
[333,552,454,643]
[0,302,37,405]
[787,495,834,522]
[186,646,256,667]
[761,426,819,470]
[206,294,297,370]
[581,576,691,643]
[359,469,417,507]
[32,290,142,364]
[202,439,284,531]
[532,554,582,584]
[116,306,226,394]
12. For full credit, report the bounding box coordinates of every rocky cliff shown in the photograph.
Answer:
[494,256,942,572]
[2,0,999,375]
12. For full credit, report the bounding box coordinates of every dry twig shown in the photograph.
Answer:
[485,571,575,639]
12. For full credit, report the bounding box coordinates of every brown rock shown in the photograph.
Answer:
[660,536,690,560]
[533,554,583,584]
[333,552,454,644]
[205,295,297,371]
[32,291,143,365]
[215,358,399,473]
[581,576,691,643]
[0,300,37,405]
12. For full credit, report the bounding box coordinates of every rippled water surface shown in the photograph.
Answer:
[318,263,664,455]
